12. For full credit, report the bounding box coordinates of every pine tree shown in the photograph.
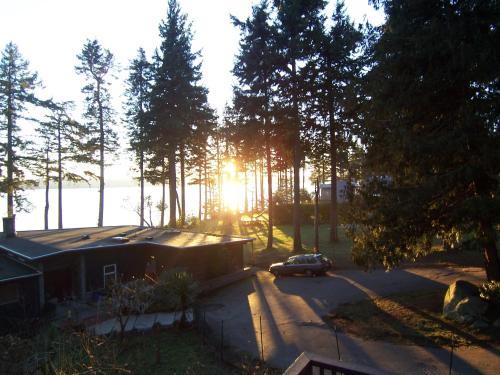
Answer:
[150,0,204,227]
[306,1,363,242]
[350,0,500,280]
[273,0,326,252]
[75,39,117,227]
[35,101,88,229]
[233,0,278,249]
[0,42,41,217]
[124,48,152,227]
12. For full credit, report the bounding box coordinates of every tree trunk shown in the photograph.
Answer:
[204,153,208,221]
[284,167,288,202]
[180,145,186,226]
[314,177,319,253]
[254,160,258,213]
[97,84,105,227]
[302,162,305,190]
[216,133,222,216]
[168,146,177,227]
[139,150,145,227]
[291,58,302,252]
[6,94,14,217]
[244,164,248,213]
[160,163,166,227]
[265,127,273,250]
[198,167,202,221]
[481,222,500,281]
[57,119,63,229]
[44,148,50,231]
[329,115,338,242]
[260,160,264,211]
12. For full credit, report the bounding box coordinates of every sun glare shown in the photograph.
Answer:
[221,160,241,212]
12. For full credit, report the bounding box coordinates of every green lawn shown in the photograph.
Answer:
[192,215,354,267]
[192,214,487,269]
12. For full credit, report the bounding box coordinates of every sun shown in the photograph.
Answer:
[221,160,241,212]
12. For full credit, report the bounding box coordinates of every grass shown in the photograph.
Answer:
[192,214,354,267]
[118,328,237,374]
[191,214,486,269]
[325,288,500,347]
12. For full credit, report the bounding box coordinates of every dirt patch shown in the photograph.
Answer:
[324,288,500,347]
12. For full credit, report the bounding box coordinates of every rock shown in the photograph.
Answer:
[443,280,479,316]
[445,296,488,323]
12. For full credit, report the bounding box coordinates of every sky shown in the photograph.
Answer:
[0,0,384,184]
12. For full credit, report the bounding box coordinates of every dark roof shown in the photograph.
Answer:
[0,254,40,283]
[0,226,254,261]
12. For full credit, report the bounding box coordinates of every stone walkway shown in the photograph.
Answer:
[88,310,193,335]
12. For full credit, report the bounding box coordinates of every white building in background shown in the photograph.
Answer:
[319,180,349,203]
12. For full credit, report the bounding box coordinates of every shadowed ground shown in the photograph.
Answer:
[202,267,499,374]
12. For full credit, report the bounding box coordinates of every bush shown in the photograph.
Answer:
[479,281,500,308]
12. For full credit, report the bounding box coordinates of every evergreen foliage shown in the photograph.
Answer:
[149,0,207,227]
[0,42,42,216]
[272,0,326,251]
[232,0,279,249]
[75,39,117,227]
[305,1,363,243]
[124,48,153,227]
[34,101,88,229]
[349,0,500,280]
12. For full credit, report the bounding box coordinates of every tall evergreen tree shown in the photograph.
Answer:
[75,39,117,227]
[150,0,204,227]
[0,42,41,217]
[350,0,500,280]
[124,48,152,227]
[233,0,278,249]
[273,0,326,252]
[35,101,88,229]
[307,1,363,242]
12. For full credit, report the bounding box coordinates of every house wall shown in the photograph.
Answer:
[0,277,40,319]
[29,241,246,305]
[83,244,151,291]
[152,243,244,281]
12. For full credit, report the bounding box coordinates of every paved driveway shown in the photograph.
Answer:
[202,267,499,374]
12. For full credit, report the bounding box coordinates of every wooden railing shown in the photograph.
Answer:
[284,352,393,375]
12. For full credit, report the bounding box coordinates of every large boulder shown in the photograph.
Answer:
[443,280,479,316]
[447,296,488,323]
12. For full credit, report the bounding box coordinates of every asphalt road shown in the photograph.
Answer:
[202,267,499,374]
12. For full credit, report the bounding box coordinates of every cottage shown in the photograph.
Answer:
[0,254,40,318]
[319,180,348,203]
[0,223,253,316]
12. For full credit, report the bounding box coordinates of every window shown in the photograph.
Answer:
[103,264,117,288]
[0,283,19,305]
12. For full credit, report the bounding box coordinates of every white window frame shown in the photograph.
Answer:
[103,264,117,288]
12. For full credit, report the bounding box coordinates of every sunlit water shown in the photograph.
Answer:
[1,185,204,231]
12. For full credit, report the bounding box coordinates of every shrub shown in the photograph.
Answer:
[155,269,198,326]
[479,280,500,308]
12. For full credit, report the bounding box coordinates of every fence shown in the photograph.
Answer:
[193,306,458,374]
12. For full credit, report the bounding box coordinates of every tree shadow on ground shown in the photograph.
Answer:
[272,269,493,374]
